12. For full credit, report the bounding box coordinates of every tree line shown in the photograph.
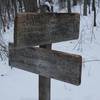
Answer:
[0,0,99,32]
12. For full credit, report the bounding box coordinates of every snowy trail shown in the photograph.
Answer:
[0,6,100,100]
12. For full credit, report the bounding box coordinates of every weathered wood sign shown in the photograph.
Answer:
[9,43,82,85]
[14,13,80,47]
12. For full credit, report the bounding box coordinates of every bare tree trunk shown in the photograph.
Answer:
[87,0,91,14]
[18,0,23,12]
[12,0,17,16]
[73,0,77,6]
[98,0,100,7]
[93,0,96,26]
[67,0,71,13]
[58,0,66,10]
[23,0,38,12]
[83,0,87,16]
[92,0,94,11]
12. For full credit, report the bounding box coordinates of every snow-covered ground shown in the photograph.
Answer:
[0,5,100,100]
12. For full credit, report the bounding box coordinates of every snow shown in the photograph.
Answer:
[0,5,100,100]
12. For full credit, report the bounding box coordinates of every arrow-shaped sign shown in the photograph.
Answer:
[9,43,82,85]
[14,13,80,47]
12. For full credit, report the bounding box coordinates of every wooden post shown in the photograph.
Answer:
[39,74,51,100]
[39,4,52,100]
[39,44,52,100]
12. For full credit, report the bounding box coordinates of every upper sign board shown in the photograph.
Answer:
[14,13,80,47]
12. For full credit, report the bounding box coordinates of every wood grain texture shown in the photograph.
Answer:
[14,13,80,47]
[9,43,82,85]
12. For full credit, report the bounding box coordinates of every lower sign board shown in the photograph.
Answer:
[9,43,82,85]
[14,13,80,47]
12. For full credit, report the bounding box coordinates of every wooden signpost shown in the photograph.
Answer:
[14,13,80,47]
[9,12,82,100]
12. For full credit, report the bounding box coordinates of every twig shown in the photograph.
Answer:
[83,59,100,63]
